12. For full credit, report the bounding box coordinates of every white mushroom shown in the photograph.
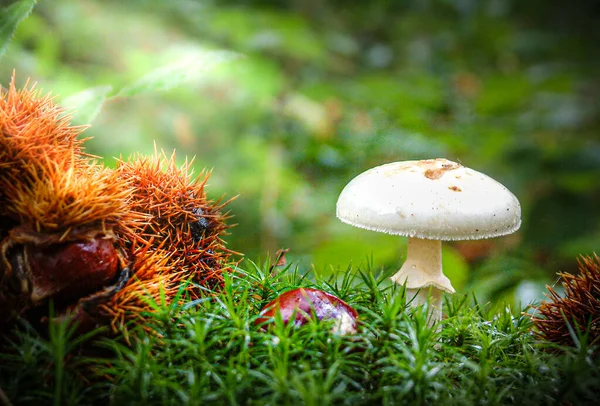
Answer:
[336,158,521,323]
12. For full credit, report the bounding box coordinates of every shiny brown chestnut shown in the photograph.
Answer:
[26,237,119,303]
[0,230,120,322]
[255,287,359,335]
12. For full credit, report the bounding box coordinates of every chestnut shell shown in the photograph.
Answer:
[0,235,120,323]
[255,287,359,335]
[27,237,119,304]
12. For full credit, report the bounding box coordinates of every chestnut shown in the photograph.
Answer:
[255,288,359,335]
[1,234,120,320]
[26,237,119,303]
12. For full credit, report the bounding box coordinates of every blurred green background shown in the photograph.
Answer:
[2,0,599,308]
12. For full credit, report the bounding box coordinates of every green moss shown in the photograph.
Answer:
[1,261,598,405]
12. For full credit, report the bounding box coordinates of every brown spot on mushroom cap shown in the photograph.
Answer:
[383,158,463,178]
[424,165,460,180]
[448,185,462,192]
[419,159,462,180]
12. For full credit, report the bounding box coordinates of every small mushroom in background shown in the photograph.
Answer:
[336,158,521,323]
[255,288,359,335]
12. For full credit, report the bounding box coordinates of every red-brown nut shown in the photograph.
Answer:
[4,237,119,308]
[255,287,359,335]
[28,237,119,304]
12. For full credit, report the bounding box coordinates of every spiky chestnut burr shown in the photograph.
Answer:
[0,164,141,317]
[1,77,236,335]
[0,77,140,323]
[529,254,600,348]
[0,76,88,214]
[114,151,236,300]
[1,76,85,241]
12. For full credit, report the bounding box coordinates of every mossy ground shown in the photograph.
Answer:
[1,261,598,406]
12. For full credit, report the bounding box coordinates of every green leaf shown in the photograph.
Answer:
[0,0,38,62]
[61,85,112,126]
[116,50,240,98]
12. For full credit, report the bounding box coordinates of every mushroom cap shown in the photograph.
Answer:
[336,158,521,241]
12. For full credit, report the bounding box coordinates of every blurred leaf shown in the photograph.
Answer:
[524,190,598,254]
[311,227,402,273]
[221,57,284,103]
[283,93,331,136]
[469,256,545,308]
[0,0,37,61]
[475,74,532,114]
[515,279,552,307]
[61,85,112,126]
[116,50,241,98]
[442,246,469,291]
[559,234,600,259]
[204,8,326,62]
[348,72,444,112]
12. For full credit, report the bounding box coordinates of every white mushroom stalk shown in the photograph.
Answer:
[336,158,521,324]
[390,237,454,323]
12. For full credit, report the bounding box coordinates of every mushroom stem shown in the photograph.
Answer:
[407,286,443,324]
[393,238,443,285]
[390,237,455,323]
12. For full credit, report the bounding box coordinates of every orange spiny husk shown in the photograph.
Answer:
[0,75,89,212]
[528,254,600,348]
[97,245,179,334]
[114,150,237,299]
[0,77,237,337]
[0,78,148,327]
[3,156,143,239]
